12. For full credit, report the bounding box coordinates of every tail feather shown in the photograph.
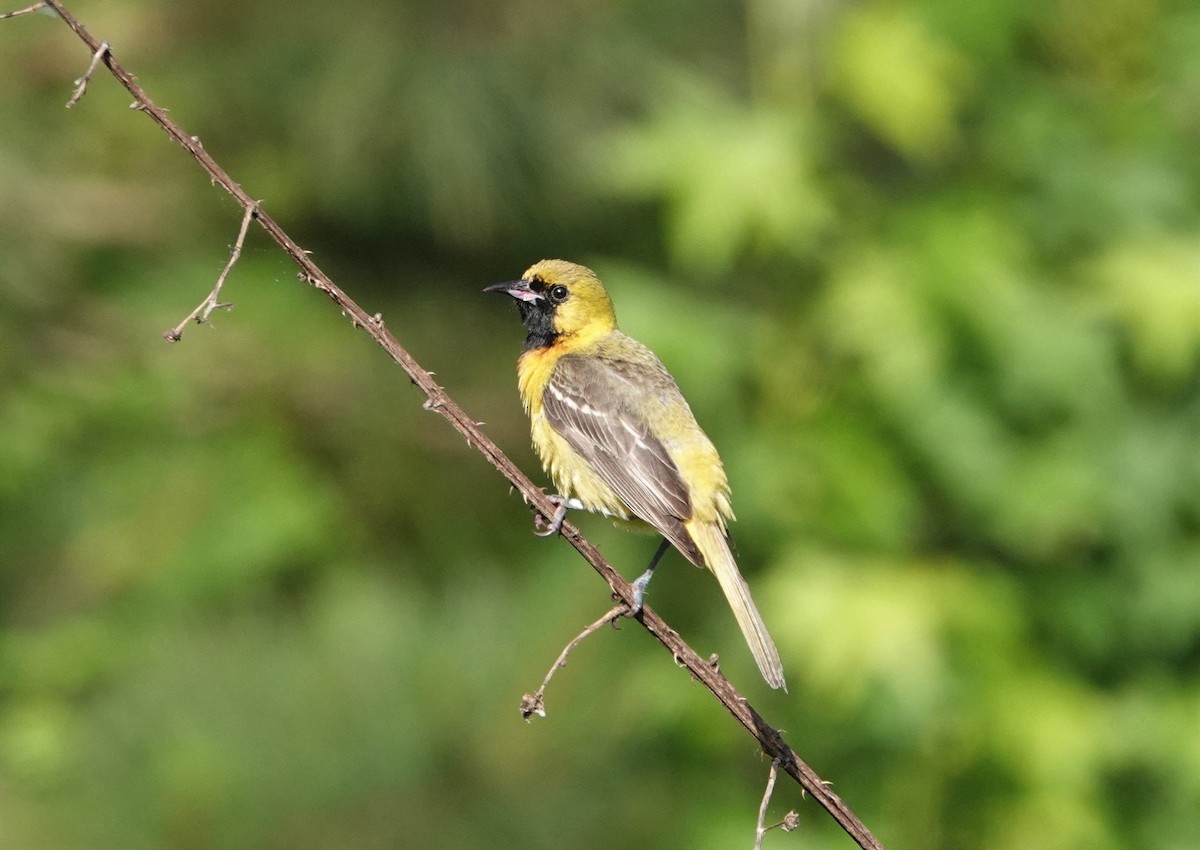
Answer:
[687,521,786,690]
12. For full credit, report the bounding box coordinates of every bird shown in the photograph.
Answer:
[485,259,786,689]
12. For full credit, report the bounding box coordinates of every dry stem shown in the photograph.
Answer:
[0,2,45,20]
[66,39,106,107]
[755,759,801,849]
[520,603,628,720]
[164,203,256,341]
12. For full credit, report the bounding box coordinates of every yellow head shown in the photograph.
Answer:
[485,259,617,350]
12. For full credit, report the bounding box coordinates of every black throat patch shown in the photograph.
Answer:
[518,299,558,351]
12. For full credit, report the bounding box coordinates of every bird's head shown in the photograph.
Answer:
[485,259,617,350]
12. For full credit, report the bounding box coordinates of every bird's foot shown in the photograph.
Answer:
[628,568,655,617]
[625,538,668,616]
[533,495,581,537]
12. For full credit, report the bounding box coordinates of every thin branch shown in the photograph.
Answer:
[65,39,106,108]
[36,3,885,849]
[0,1,44,19]
[164,203,256,342]
[520,603,628,721]
[755,759,801,849]
[755,759,780,850]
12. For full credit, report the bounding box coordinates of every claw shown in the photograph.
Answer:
[533,495,569,537]
[535,494,576,535]
[628,571,653,616]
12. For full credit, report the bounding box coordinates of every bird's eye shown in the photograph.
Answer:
[549,285,569,303]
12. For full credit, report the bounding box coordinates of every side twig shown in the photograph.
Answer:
[66,38,106,107]
[755,759,801,849]
[519,603,628,721]
[0,2,45,20]
[27,4,886,849]
[164,203,256,342]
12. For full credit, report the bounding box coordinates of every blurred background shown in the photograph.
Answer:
[2,0,1199,847]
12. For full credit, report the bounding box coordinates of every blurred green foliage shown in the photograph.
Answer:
[2,0,1199,847]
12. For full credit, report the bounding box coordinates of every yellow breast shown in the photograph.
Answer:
[518,345,632,519]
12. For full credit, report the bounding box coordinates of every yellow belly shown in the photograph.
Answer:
[529,410,632,520]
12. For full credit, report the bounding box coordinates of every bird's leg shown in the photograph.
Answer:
[629,537,671,615]
[533,495,583,537]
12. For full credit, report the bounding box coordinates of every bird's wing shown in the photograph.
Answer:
[543,353,702,564]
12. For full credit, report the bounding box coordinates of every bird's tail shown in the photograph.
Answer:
[687,520,786,690]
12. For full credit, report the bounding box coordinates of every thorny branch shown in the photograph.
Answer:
[519,604,628,721]
[20,3,886,849]
[164,203,256,341]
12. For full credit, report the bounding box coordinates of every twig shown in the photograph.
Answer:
[0,1,45,19]
[35,3,886,848]
[520,603,627,721]
[755,759,780,849]
[66,39,106,108]
[164,203,256,342]
[755,759,801,849]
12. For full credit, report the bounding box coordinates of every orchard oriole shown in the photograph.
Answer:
[486,260,786,689]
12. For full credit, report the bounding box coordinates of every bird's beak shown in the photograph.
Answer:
[483,279,541,302]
